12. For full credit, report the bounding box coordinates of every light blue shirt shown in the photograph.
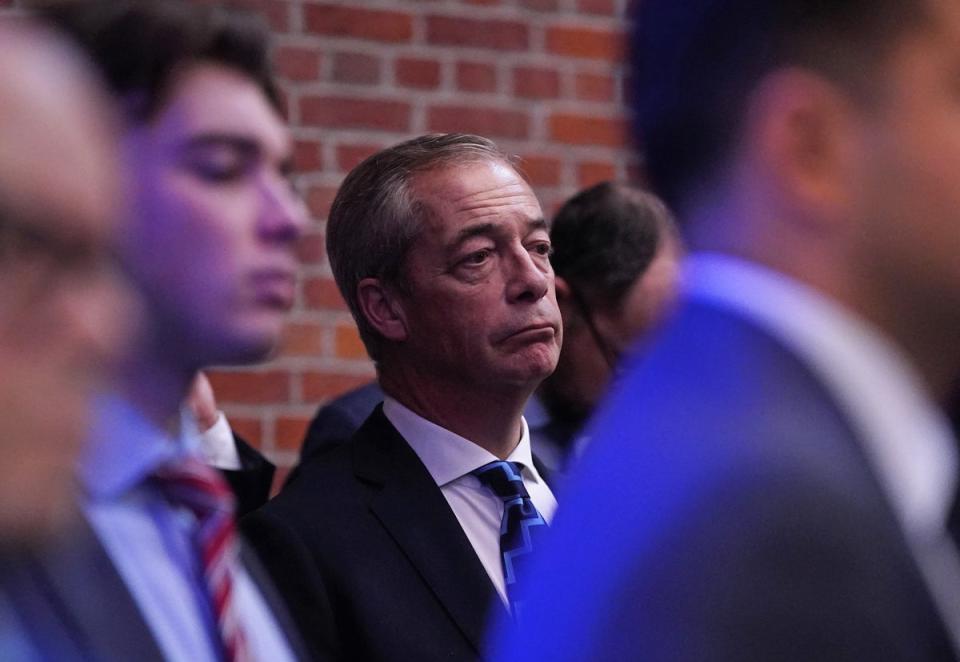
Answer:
[79,395,295,662]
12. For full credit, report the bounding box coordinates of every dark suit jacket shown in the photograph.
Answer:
[243,407,517,661]
[223,434,276,516]
[1,510,307,661]
[492,300,956,661]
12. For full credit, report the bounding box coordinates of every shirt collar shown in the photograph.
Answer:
[77,393,192,500]
[684,253,958,542]
[382,396,542,487]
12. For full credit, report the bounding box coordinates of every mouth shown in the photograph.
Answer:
[251,269,297,309]
[498,322,557,345]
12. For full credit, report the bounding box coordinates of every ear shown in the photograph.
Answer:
[554,275,571,302]
[748,68,862,223]
[356,278,408,342]
[553,276,580,329]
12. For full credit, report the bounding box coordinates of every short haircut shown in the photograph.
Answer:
[34,0,279,122]
[550,182,676,311]
[631,0,930,215]
[326,133,515,362]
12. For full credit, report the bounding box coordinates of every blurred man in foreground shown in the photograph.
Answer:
[6,2,309,659]
[495,0,960,659]
[0,19,129,547]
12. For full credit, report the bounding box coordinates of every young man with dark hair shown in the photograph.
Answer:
[494,0,960,659]
[8,2,309,659]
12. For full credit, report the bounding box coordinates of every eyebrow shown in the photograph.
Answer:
[451,217,549,247]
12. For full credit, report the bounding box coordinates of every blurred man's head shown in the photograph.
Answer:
[542,182,681,421]
[632,0,960,394]
[0,20,131,539]
[41,0,306,372]
[327,133,562,399]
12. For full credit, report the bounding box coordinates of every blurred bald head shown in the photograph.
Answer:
[0,20,133,543]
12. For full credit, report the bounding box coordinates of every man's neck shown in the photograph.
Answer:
[379,370,532,460]
[120,344,196,432]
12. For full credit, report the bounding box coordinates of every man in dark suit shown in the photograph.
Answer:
[244,133,563,661]
[297,181,681,475]
[492,0,960,660]
[6,2,310,659]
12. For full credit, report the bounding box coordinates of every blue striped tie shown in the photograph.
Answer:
[472,460,549,612]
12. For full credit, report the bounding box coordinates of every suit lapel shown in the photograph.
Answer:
[23,517,165,661]
[352,408,507,654]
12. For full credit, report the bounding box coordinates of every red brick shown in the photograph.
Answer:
[300,96,411,132]
[303,277,347,311]
[456,61,497,93]
[395,57,441,90]
[304,5,413,43]
[519,0,559,10]
[279,322,324,357]
[546,25,625,61]
[293,139,322,173]
[275,45,320,82]
[549,112,627,147]
[335,324,368,360]
[297,231,326,264]
[576,0,616,14]
[332,52,381,85]
[577,161,616,187]
[276,416,313,452]
[208,371,289,404]
[513,66,560,99]
[302,372,374,401]
[336,144,382,172]
[627,161,648,187]
[247,0,291,32]
[428,105,528,140]
[427,15,528,51]
[227,417,263,446]
[305,185,339,219]
[518,155,562,187]
[575,72,616,102]
[465,0,501,4]
[270,467,291,496]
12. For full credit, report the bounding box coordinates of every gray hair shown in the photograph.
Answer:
[326,133,515,362]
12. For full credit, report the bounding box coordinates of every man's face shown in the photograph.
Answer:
[123,63,305,366]
[395,160,562,393]
[853,0,960,342]
[0,28,133,540]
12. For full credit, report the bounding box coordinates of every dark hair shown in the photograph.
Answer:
[327,133,515,362]
[550,181,676,310]
[631,0,930,215]
[34,0,280,122]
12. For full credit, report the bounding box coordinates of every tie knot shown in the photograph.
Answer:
[151,456,235,521]
[472,460,530,500]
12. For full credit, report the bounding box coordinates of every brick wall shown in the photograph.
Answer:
[5,0,635,485]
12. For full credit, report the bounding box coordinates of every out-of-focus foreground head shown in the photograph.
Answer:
[0,19,130,543]
[542,181,681,422]
[38,0,305,371]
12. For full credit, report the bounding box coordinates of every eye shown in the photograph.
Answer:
[188,157,247,184]
[464,249,492,265]
[529,241,553,257]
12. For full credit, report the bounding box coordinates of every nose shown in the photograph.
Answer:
[505,245,550,304]
[258,173,308,245]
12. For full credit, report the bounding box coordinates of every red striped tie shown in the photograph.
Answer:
[153,457,249,661]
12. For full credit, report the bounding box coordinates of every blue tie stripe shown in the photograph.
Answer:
[471,460,549,610]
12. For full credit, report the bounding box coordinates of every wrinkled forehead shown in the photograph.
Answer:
[412,159,542,234]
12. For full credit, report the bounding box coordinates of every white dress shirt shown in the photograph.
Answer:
[383,396,558,606]
[81,395,296,662]
[685,253,960,649]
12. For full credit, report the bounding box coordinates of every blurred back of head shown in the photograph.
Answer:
[0,18,132,544]
[631,0,928,217]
